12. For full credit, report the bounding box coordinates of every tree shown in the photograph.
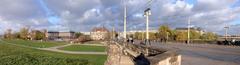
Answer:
[176,32,187,41]
[134,32,141,40]
[149,32,157,40]
[34,30,45,40]
[133,32,157,40]
[19,27,29,40]
[190,31,201,40]
[176,31,202,41]
[201,32,218,41]
[134,32,145,40]
[13,32,20,39]
[75,32,83,38]
[157,25,174,41]
[4,29,12,39]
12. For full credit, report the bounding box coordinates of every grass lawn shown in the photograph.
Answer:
[59,45,106,52]
[2,39,67,48]
[0,40,107,65]
[84,41,103,44]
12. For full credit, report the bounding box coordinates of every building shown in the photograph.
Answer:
[47,31,75,41]
[175,27,205,35]
[90,27,109,40]
[127,30,158,34]
[81,32,91,35]
[117,30,158,38]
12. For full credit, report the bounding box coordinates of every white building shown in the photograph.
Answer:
[90,27,109,40]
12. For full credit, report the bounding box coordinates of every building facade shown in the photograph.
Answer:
[90,27,109,40]
[47,31,75,41]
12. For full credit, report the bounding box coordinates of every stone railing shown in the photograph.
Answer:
[148,50,181,65]
[105,41,181,65]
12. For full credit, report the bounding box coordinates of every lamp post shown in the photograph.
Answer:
[144,8,151,45]
[224,26,229,39]
[144,8,151,56]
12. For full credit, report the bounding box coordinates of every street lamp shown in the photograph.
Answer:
[144,8,151,56]
[224,26,229,39]
[144,8,151,45]
[123,6,127,39]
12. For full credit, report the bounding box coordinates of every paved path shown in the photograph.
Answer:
[39,43,107,55]
[39,48,107,55]
[151,42,240,65]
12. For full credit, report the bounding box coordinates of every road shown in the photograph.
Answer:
[151,42,240,65]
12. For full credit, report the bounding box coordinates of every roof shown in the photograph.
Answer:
[91,27,109,32]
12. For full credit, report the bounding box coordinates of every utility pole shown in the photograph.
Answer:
[187,18,191,44]
[123,3,127,40]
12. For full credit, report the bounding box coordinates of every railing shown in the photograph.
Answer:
[106,39,181,65]
[111,40,165,57]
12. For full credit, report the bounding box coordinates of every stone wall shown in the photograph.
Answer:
[148,50,181,65]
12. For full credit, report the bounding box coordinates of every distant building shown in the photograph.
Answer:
[175,27,205,35]
[90,27,109,40]
[47,31,75,41]
[127,30,158,34]
[118,30,158,38]
[81,32,91,35]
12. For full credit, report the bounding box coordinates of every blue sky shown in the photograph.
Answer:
[0,0,239,35]
[37,0,60,25]
[185,0,197,5]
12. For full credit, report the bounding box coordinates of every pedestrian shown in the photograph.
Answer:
[185,40,187,44]
[231,39,236,46]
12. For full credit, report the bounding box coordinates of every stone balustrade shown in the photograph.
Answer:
[105,41,181,65]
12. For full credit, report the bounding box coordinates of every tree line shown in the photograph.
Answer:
[3,28,47,40]
[133,25,218,42]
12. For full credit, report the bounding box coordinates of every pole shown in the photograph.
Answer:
[123,4,127,40]
[144,8,151,56]
[187,18,190,44]
[224,26,229,39]
[146,12,149,40]
[144,8,151,44]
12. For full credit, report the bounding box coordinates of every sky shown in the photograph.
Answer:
[0,0,239,35]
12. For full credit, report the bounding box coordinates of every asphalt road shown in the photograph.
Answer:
[151,42,240,65]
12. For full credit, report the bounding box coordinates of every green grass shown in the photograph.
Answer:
[0,40,107,65]
[59,45,106,52]
[84,41,102,44]
[2,39,66,48]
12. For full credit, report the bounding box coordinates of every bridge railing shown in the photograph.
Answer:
[111,39,166,57]
[106,39,181,65]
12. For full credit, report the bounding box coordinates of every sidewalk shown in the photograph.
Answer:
[39,43,107,55]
